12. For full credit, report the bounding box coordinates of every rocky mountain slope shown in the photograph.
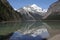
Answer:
[0,0,22,22]
[18,4,47,20]
[43,0,60,20]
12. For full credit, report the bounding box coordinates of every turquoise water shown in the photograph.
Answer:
[0,21,60,36]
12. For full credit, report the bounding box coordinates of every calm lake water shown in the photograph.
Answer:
[0,21,60,37]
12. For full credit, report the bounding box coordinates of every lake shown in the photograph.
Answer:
[0,21,60,37]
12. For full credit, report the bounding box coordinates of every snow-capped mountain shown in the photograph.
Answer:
[18,4,47,13]
[17,4,47,20]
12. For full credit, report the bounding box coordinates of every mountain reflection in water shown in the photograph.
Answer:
[0,21,60,40]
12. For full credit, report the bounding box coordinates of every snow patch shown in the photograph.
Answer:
[22,4,47,13]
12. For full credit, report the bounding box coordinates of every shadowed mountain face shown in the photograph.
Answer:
[0,0,22,22]
[43,0,60,20]
[18,9,43,20]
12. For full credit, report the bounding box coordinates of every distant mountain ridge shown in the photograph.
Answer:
[17,4,47,20]
[18,4,47,13]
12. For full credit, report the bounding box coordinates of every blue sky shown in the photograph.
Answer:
[8,0,57,9]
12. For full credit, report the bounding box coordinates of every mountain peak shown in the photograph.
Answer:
[18,4,47,13]
[23,4,45,12]
[30,4,38,7]
[30,4,42,10]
